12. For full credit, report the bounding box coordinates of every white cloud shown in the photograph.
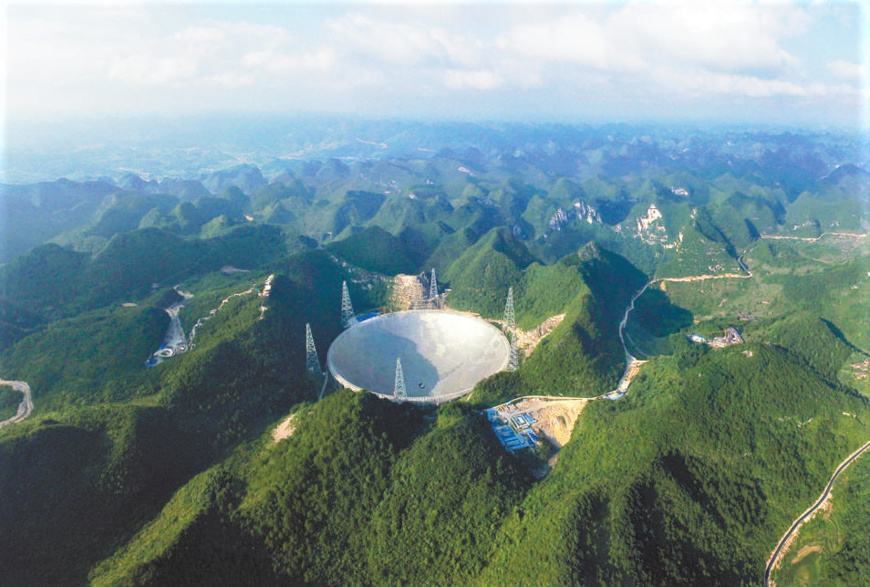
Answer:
[499,2,806,76]
[170,26,228,45]
[108,54,199,86]
[327,13,451,67]
[96,20,302,87]
[2,1,863,124]
[826,59,864,79]
[653,65,830,99]
[499,13,612,69]
[610,2,804,72]
[242,48,337,76]
[444,69,503,91]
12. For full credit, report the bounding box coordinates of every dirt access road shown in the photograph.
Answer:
[0,379,33,430]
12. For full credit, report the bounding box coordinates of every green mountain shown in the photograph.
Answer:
[1,125,868,585]
[327,226,416,275]
[0,405,205,585]
[483,331,868,584]
[37,313,868,586]
[0,179,117,262]
[0,224,310,320]
[471,243,649,405]
[0,304,166,407]
[443,226,537,317]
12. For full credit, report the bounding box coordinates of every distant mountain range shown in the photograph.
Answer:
[5,117,867,184]
[2,124,867,268]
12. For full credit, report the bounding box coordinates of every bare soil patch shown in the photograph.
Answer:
[272,414,297,443]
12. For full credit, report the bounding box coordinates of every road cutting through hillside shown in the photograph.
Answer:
[0,379,33,430]
[488,266,757,450]
[655,272,752,282]
[492,314,567,358]
[488,281,652,449]
[764,438,870,586]
[147,280,266,366]
[187,285,259,348]
[761,231,868,243]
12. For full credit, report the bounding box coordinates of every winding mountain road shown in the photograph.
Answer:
[761,231,868,243]
[0,379,33,430]
[627,262,870,586]
[764,438,870,585]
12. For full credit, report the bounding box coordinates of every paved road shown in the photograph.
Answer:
[0,379,33,430]
[764,438,870,585]
[618,282,651,355]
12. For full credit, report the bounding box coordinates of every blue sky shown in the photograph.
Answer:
[3,1,867,127]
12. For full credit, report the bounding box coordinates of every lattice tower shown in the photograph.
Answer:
[508,333,519,371]
[341,281,355,329]
[504,287,516,329]
[394,358,407,401]
[305,323,321,376]
[428,268,439,308]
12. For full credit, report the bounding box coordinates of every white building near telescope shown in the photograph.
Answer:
[326,309,511,404]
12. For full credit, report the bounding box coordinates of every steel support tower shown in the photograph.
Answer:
[341,281,355,329]
[394,358,407,401]
[504,287,516,329]
[428,268,439,308]
[305,323,321,376]
[508,334,519,371]
[504,286,519,370]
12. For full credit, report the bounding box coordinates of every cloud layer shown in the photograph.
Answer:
[4,1,866,125]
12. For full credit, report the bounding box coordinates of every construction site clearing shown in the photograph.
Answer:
[390,272,443,311]
[494,314,567,358]
[687,327,744,348]
[486,396,589,452]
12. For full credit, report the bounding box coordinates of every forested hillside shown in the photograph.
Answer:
[1,124,868,584]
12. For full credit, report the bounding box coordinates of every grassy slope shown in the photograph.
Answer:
[108,391,530,586]
[89,465,278,587]
[472,244,648,405]
[238,391,426,584]
[367,402,529,584]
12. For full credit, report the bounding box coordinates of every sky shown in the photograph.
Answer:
[2,1,868,128]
